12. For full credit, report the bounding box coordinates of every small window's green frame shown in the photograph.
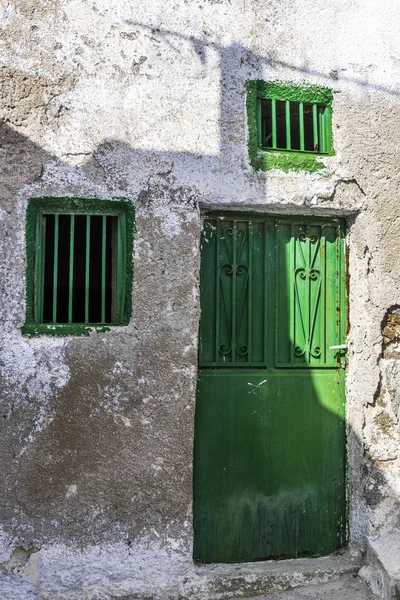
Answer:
[246,80,334,173]
[22,197,135,337]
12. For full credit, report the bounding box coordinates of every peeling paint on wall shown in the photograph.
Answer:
[1,0,400,597]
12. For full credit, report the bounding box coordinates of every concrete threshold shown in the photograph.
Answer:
[359,533,400,599]
[180,549,363,600]
[0,548,363,600]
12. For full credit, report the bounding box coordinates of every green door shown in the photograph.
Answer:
[193,214,346,563]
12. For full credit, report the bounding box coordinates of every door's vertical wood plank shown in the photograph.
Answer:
[231,220,237,364]
[299,101,305,151]
[215,219,221,364]
[247,222,253,364]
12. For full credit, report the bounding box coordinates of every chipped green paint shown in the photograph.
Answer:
[259,151,327,173]
[246,80,334,173]
[194,213,347,563]
[21,323,112,337]
[23,196,135,336]
[253,80,333,105]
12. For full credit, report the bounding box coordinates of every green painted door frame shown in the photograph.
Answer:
[194,213,346,564]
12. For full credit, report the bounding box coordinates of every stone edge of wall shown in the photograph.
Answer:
[359,533,400,599]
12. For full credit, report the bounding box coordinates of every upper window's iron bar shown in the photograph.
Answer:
[299,102,305,151]
[285,100,291,150]
[256,100,262,147]
[271,99,277,148]
[312,104,319,151]
[319,108,325,154]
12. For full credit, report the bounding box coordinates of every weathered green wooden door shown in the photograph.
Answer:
[193,214,346,563]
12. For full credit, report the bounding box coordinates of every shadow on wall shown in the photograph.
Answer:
[0,21,399,566]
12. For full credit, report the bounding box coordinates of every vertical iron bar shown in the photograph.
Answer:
[101,215,106,323]
[248,222,252,364]
[313,104,318,151]
[68,214,75,324]
[52,214,59,323]
[262,115,266,149]
[256,99,262,146]
[321,226,326,363]
[299,102,305,151]
[337,224,342,347]
[116,215,123,322]
[306,226,311,362]
[325,107,332,153]
[271,99,277,148]
[265,221,270,366]
[34,214,46,323]
[85,215,90,323]
[339,223,346,360]
[274,222,278,365]
[290,223,294,364]
[285,100,291,150]
[110,217,118,323]
[232,221,237,364]
[215,220,220,363]
[319,107,325,153]
[40,216,46,323]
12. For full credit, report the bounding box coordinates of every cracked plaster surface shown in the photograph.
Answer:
[1,0,400,598]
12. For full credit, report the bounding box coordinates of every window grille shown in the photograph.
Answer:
[24,198,134,334]
[38,213,123,324]
[257,99,331,154]
[246,81,334,172]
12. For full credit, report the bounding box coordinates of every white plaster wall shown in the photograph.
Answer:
[1,0,400,597]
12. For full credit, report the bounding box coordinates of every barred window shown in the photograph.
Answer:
[24,198,134,335]
[246,81,334,172]
[257,99,331,154]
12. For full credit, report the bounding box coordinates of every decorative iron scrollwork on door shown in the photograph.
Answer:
[219,226,249,359]
[199,216,343,368]
[275,221,343,367]
[293,231,322,361]
[198,217,267,367]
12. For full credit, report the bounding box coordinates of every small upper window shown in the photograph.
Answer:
[257,99,330,154]
[23,198,134,335]
[246,80,333,173]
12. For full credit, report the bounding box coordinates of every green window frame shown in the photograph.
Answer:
[23,197,135,336]
[246,80,334,173]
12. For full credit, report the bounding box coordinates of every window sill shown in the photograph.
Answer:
[21,323,113,337]
[252,150,331,173]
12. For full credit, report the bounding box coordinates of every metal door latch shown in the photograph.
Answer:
[329,344,347,369]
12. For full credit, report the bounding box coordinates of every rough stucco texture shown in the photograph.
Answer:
[1,0,400,597]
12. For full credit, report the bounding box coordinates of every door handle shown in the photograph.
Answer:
[329,344,347,350]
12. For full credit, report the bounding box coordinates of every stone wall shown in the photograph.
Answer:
[1,0,400,597]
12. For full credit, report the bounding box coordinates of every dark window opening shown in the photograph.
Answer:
[42,214,115,324]
[259,99,328,153]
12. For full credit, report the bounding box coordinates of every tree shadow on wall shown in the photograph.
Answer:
[0,21,399,584]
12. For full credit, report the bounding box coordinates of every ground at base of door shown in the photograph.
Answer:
[236,574,376,600]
